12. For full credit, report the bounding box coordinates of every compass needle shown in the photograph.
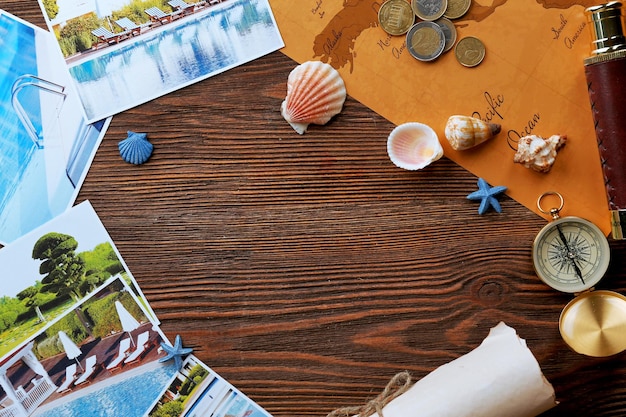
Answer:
[556,224,585,284]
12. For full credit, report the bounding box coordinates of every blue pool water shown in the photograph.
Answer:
[35,362,178,417]
[68,0,283,121]
[0,14,45,223]
[0,13,103,245]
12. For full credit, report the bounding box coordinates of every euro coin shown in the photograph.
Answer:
[435,17,456,52]
[406,21,446,62]
[411,0,448,21]
[455,36,486,67]
[379,0,415,36]
[444,0,471,20]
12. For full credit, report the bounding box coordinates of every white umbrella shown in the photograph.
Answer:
[115,300,140,347]
[58,330,83,371]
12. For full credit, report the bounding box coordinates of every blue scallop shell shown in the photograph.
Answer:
[118,131,153,165]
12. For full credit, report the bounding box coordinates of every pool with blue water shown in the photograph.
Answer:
[68,0,283,121]
[34,362,178,417]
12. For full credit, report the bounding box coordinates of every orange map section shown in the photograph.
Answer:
[269,0,612,234]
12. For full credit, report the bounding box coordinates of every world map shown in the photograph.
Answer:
[269,0,610,233]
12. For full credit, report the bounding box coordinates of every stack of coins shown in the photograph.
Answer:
[378,0,486,67]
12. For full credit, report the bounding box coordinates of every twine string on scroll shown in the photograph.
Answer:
[326,371,413,417]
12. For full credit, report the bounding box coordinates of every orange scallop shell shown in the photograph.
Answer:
[280,61,346,134]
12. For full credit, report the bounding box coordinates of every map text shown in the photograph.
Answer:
[472,91,505,122]
[507,113,541,142]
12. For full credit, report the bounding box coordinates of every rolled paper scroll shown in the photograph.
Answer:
[362,322,557,417]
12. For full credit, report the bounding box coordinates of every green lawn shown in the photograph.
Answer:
[0,298,75,359]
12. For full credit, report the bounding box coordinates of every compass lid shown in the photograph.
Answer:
[559,290,626,357]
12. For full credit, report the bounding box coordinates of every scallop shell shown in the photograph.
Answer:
[281,61,346,134]
[513,134,567,173]
[387,122,443,170]
[444,115,501,150]
[118,131,153,165]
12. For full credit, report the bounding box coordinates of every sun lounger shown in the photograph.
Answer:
[74,355,98,385]
[144,7,177,25]
[106,338,132,371]
[56,363,77,393]
[91,26,130,49]
[168,0,193,14]
[114,17,143,37]
[124,331,150,364]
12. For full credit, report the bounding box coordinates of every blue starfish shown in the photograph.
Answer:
[467,178,507,214]
[159,335,193,369]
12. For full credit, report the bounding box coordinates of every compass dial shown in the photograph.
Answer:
[532,216,610,293]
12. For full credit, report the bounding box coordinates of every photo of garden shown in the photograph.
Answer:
[0,201,155,362]
[1,233,127,359]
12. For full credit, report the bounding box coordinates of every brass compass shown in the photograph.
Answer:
[532,192,610,293]
[532,192,626,357]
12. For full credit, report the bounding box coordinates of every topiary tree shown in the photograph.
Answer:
[32,232,85,301]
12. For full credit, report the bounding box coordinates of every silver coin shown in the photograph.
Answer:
[435,17,456,53]
[411,0,448,21]
[406,21,446,62]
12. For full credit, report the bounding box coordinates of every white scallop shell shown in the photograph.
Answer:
[281,61,346,134]
[387,122,444,170]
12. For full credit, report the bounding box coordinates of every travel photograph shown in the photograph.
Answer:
[0,11,109,245]
[0,201,157,362]
[0,276,175,417]
[148,356,272,417]
[38,0,284,122]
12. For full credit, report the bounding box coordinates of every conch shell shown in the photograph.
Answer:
[387,122,443,170]
[444,115,501,150]
[281,61,347,134]
[513,134,567,173]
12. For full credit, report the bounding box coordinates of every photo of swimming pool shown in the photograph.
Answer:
[65,0,284,122]
[33,362,178,417]
[0,12,109,245]
[147,355,272,417]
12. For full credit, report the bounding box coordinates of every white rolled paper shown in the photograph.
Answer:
[370,322,557,417]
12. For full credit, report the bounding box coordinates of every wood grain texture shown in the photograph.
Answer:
[4,1,626,415]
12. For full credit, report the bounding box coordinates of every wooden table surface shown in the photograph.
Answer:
[5,1,626,416]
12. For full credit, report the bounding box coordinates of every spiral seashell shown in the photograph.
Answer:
[444,115,501,150]
[513,134,567,173]
[118,131,153,165]
[281,61,346,134]
[387,122,443,170]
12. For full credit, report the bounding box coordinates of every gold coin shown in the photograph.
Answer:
[411,0,448,22]
[435,17,456,52]
[379,0,415,36]
[406,21,446,61]
[444,0,471,20]
[454,36,486,67]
